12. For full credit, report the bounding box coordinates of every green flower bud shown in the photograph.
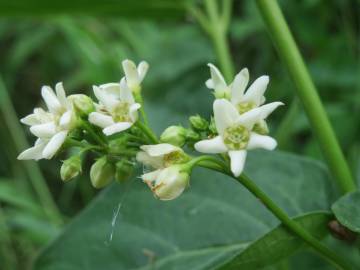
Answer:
[69,94,95,117]
[185,129,200,141]
[90,157,115,189]
[160,126,187,147]
[189,115,209,131]
[60,155,82,182]
[209,117,217,134]
[115,160,134,182]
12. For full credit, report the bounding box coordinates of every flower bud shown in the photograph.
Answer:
[209,117,217,134]
[90,156,115,189]
[160,126,187,147]
[69,94,95,117]
[60,155,82,182]
[189,115,209,131]
[115,159,133,182]
[142,165,190,201]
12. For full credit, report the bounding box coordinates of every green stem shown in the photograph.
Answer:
[235,173,352,270]
[135,121,158,144]
[256,0,356,193]
[81,120,108,148]
[135,93,149,126]
[0,77,63,224]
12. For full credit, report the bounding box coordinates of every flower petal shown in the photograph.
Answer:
[231,68,249,104]
[21,113,39,126]
[258,102,284,120]
[137,151,164,169]
[30,122,57,138]
[228,150,247,177]
[88,112,114,128]
[99,83,121,99]
[207,63,227,90]
[137,61,149,82]
[103,122,132,136]
[55,82,69,109]
[194,135,227,154]
[41,86,62,113]
[42,131,68,159]
[141,169,161,185]
[120,78,135,103]
[242,75,269,106]
[213,99,239,135]
[247,133,277,150]
[59,111,72,129]
[140,143,180,157]
[93,85,118,110]
[236,107,262,129]
[17,142,46,160]
[122,59,139,87]
[129,103,141,122]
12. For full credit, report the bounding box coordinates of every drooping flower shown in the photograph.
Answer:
[122,59,149,93]
[136,143,191,200]
[89,79,141,136]
[18,83,75,160]
[194,99,282,177]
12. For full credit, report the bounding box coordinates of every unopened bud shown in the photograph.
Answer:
[69,94,95,117]
[115,159,133,182]
[209,117,217,134]
[185,129,200,141]
[90,156,115,189]
[60,155,82,182]
[189,115,208,131]
[160,126,187,147]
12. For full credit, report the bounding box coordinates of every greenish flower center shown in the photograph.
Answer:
[111,102,131,122]
[237,102,256,114]
[223,124,250,150]
[163,151,189,167]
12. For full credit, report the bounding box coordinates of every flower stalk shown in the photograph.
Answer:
[255,0,356,194]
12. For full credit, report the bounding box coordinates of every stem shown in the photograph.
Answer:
[235,173,352,270]
[135,121,158,144]
[256,0,356,193]
[134,92,149,126]
[81,120,108,148]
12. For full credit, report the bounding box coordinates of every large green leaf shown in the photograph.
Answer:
[0,0,188,18]
[331,191,360,233]
[34,149,337,270]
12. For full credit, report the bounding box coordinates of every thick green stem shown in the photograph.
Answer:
[256,0,356,193]
[135,121,158,144]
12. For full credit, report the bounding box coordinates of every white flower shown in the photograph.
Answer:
[194,99,283,177]
[122,59,149,93]
[18,83,75,160]
[142,165,190,201]
[89,79,141,136]
[206,64,269,114]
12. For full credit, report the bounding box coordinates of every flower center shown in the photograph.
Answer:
[163,151,189,167]
[236,102,255,114]
[111,102,131,122]
[223,124,250,150]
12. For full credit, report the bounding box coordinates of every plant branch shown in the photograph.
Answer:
[255,0,356,193]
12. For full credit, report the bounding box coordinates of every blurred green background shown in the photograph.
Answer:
[0,1,359,269]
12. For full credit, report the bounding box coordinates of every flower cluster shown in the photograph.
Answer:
[18,60,282,200]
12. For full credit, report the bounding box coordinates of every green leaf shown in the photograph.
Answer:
[217,212,332,270]
[0,0,188,18]
[331,191,360,233]
[34,149,337,270]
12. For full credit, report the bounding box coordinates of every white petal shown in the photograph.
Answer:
[103,122,132,136]
[258,102,284,120]
[194,136,227,154]
[136,151,164,169]
[59,111,72,129]
[129,103,141,122]
[99,83,121,99]
[205,79,214,89]
[20,113,39,126]
[247,133,277,150]
[141,169,161,184]
[122,59,139,87]
[140,143,180,157]
[17,142,46,160]
[55,82,69,109]
[228,150,247,177]
[30,122,57,138]
[231,68,249,104]
[243,76,269,106]
[88,112,114,128]
[137,61,149,82]
[120,78,135,103]
[237,107,262,129]
[41,86,62,113]
[34,108,53,123]
[93,85,118,110]
[42,131,68,159]
[207,63,227,90]
[213,99,239,135]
